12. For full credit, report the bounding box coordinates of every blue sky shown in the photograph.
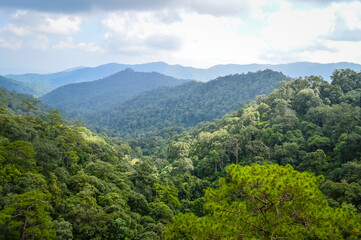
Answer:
[0,0,361,74]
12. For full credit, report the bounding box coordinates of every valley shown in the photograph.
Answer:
[1,65,361,239]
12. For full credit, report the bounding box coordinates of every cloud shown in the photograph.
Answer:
[52,37,103,52]
[0,38,21,49]
[6,11,82,35]
[326,22,361,42]
[0,0,173,13]
[0,10,83,51]
[293,0,361,6]
[145,34,182,50]
[259,41,337,63]
[0,0,264,17]
[101,11,184,54]
[324,4,361,42]
[259,5,333,50]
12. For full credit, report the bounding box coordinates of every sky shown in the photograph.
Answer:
[0,0,361,74]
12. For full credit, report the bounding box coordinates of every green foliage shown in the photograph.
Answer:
[0,190,55,240]
[0,87,51,117]
[154,180,182,211]
[161,69,361,237]
[2,68,361,239]
[88,70,290,140]
[41,69,188,113]
[165,164,361,239]
[0,94,167,239]
[0,76,40,96]
[149,201,174,224]
[53,218,73,240]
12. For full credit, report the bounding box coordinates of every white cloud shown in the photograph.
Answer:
[37,15,82,35]
[324,1,361,42]
[14,12,82,35]
[0,10,83,36]
[0,10,84,52]
[0,0,269,18]
[260,5,333,51]
[4,24,27,36]
[31,35,49,50]
[101,11,184,55]
[1,0,361,72]
[53,37,103,53]
[0,38,21,49]
[12,10,28,19]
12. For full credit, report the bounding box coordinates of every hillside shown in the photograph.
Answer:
[0,75,40,96]
[0,90,186,240]
[88,70,290,138]
[159,68,361,238]
[0,87,51,117]
[1,68,361,240]
[40,69,188,112]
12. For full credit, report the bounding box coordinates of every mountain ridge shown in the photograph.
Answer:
[5,61,361,96]
[84,69,291,139]
[0,75,41,96]
[40,68,189,112]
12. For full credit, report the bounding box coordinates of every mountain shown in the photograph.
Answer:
[87,69,290,138]
[8,61,361,84]
[6,62,361,95]
[5,63,127,94]
[2,68,361,240]
[40,69,189,112]
[0,87,174,240]
[159,69,361,237]
[0,75,40,96]
[0,87,51,117]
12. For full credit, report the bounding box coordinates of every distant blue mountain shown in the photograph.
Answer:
[0,75,41,96]
[6,61,361,95]
[40,69,189,112]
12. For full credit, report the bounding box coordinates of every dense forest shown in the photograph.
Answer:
[1,68,361,239]
[0,76,40,97]
[160,69,361,238]
[41,69,188,113]
[0,88,184,240]
[87,70,290,139]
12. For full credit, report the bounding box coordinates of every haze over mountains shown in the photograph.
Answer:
[0,75,40,96]
[4,61,361,96]
[59,69,290,138]
[40,69,188,112]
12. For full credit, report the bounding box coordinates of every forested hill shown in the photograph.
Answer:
[1,69,361,239]
[160,68,361,238]
[0,89,184,240]
[0,75,40,96]
[88,69,290,138]
[0,87,51,117]
[40,69,189,112]
[6,62,361,88]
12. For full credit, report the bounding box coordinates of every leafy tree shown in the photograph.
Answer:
[321,179,361,211]
[127,192,149,215]
[22,99,40,115]
[131,160,158,201]
[0,92,7,113]
[109,218,132,240]
[149,201,174,224]
[154,180,182,211]
[45,110,65,137]
[298,149,328,175]
[165,164,361,239]
[53,218,73,240]
[0,190,55,240]
[331,68,360,93]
